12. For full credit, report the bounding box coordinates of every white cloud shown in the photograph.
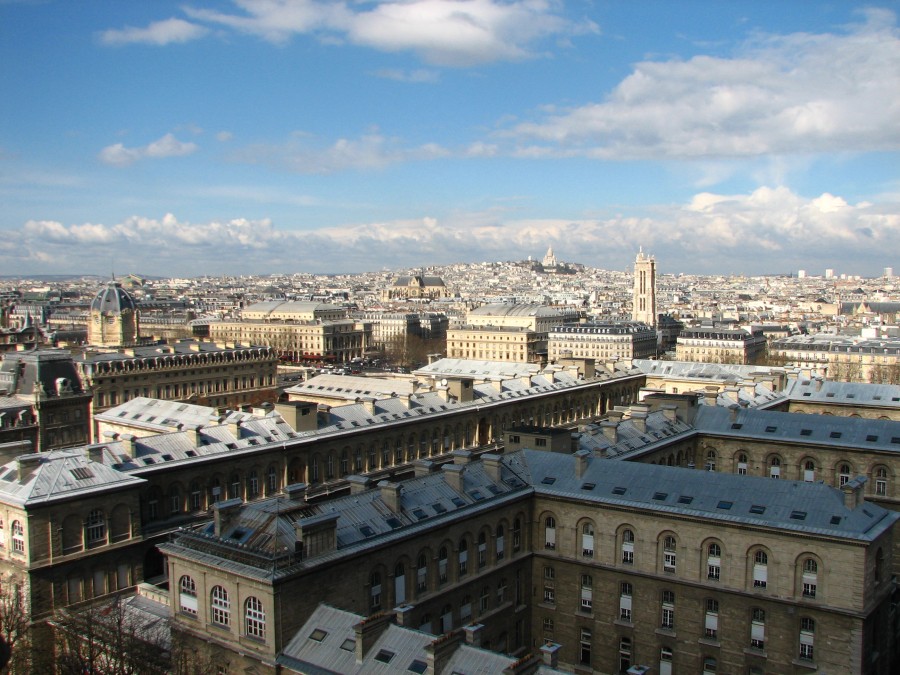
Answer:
[374,68,440,83]
[182,0,585,66]
[100,18,208,46]
[233,131,450,173]
[98,133,198,167]
[6,187,898,275]
[506,9,900,158]
[216,131,234,142]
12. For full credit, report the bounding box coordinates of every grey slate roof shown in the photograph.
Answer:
[784,378,900,408]
[95,397,222,433]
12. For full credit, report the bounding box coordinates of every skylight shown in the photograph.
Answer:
[374,650,395,664]
[309,629,327,642]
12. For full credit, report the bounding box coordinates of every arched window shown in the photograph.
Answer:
[512,518,521,552]
[705,449,717,471]
[245,596,266,640]
[417,554,428,593]
[663,535,677,573]
[247,470,259,499]
[803,460,816,482]
[370,572,382,609]
[477,532,487,569]
[753,550,768,589]
[839,463,851,486]
[707,543,721,581]
[875,466,889,496]
[179,575,197,616]
[11,520,24,554]
[394,562,406,604]
[458,539,469,576]
[86,509,106,546]
[544,516,556,550]
[802,558,818,598]
[266,465,278,494]
[228,473,240,499]
[581,522,595,558]
[737,452,748,475]
[769,456,781,479]
[190,481,202,511]
[622,529,635,564]
[438,547,448,584]
[211,586,230,626]
[495,525,505,561]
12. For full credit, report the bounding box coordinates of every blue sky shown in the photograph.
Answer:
[1,1,898,277]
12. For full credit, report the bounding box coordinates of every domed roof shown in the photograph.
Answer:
[90,281,137,314]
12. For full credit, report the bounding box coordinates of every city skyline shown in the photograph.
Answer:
[2,1,898,277]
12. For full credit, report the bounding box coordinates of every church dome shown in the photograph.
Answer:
[90,281,137,314]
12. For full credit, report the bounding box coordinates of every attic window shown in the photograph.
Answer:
[309,628,327,642]
[867,435,879,442]
[413,508,427,520]
[541,477,556,485]
[70,467,94,480]
[161,454,173,461]
[374,650,395,664]
[749,505,766,515]
[764,426,777,433]
[487,485,502,495]
[802,392,811,396]
[612,486,627,495]
[340,638,355,651]
[143,457,155,465]
[470,489,484,501]
[873,396,882,400]
[800,429,812,436]
[185,450,196,457]
[386,517,402,529]
[790,510,807,521]
[677,495,693,505]
[581,482,596,491]
[359,525,375,538]
[830,432,842,439]
[432,503,447,514]
[717,500,733,510]
[891,437,900,445]
[451,497,465,508]
[830,516,842,525]
[846,394,855,399]
[408,660,428,674]
[825,392,835,398]
[652,492,668,501]
[731,423,742,430]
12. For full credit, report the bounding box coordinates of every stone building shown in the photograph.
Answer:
[88,280,140,347]
[0,359,642,619]
[549,322,658,363]
[75,340,279,420]
[0,350,92,451]
[160,449,899,674]
[632,249,657,328]
[676,328,768,365]
[209,318,372,363]
[381,274,451,302]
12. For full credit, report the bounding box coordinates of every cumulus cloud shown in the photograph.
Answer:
[100,17,208,46]
[98,133,198,167]
[506,9,900,159]
[233,131,450,173]
[5,187,898,275]
[181,0,585,65]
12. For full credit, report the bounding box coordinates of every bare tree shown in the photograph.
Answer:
[0,580,32,674]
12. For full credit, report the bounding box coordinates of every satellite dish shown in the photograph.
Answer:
[440,378,448,386]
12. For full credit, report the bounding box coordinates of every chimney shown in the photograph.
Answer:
[284,482,308,501]
[630,411,647,433]
[520,374,533,388]
[728,404,740,422]
[443,463,465,492]
[601,421,618,444]
[118,433,136,457]
[228,419,242,439]
[842,476,867,509]
[84,445,105,464]
[502,653,542,675]
[723,387,740,403]
[570,432,580,453]
[742,382,757,398]
[398,393,411,409]
[426,631,463,674]
[815,378,824,391]
[379,480,402,513]
[447,377,474,403]
[394,604,415,627]
[452,449,472,464]
[437,386,450,402]
[181,425,200,447]
[574,448,590,477]
[463,623,484,647]
[540,642,562,669]
[16,453,43,482]
[356,397,377,417]
[354,612,394,663]
[661,404,678,423]
[347,475,373,494]
[252,402,273,417]
[295,512,338,557]
[278,401,318,432]
[213,498,243,536]
[413,459,437,477]
[482,454,502,481]
[607,409,625,424]
[0,440,32,465]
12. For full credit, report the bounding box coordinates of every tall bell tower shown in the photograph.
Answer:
[632,248,657,328]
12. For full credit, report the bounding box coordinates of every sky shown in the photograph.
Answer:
[1,0,898,278]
